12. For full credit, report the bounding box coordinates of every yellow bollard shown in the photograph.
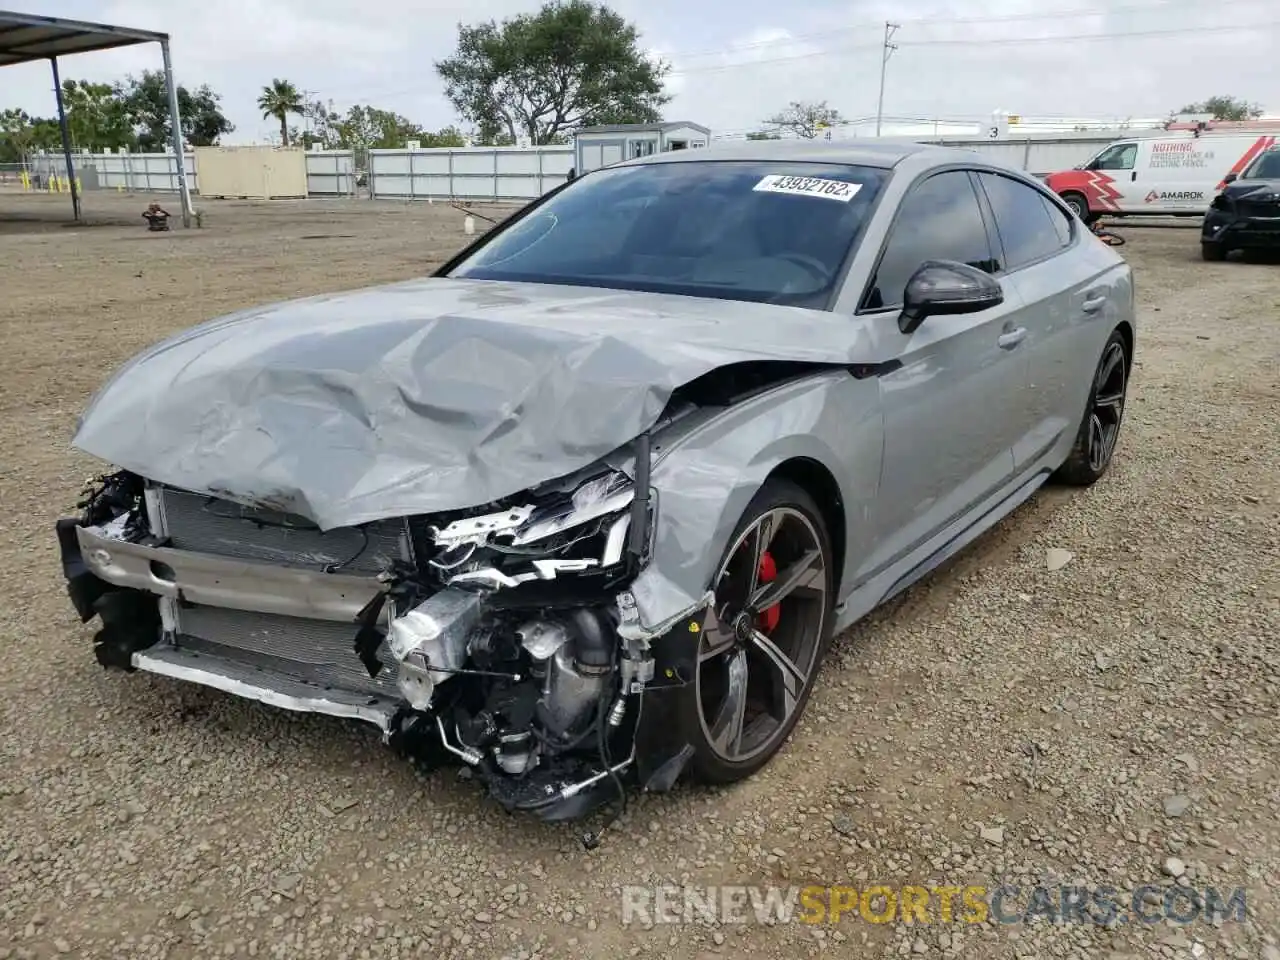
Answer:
[20,170,29,190]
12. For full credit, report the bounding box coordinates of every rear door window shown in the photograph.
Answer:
[1039,194,1074,247]
[977,172,1068,271]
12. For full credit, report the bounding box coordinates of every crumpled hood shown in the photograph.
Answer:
[73,277,871,529]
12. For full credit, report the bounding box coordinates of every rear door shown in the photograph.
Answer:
[974,170,1120,471]
[852,169,1024,580]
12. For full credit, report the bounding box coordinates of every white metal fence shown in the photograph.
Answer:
[21,150,357,196]
[304,151,357,196]
[365,136,1114,202]
[11,134,1122,205]
[369,146,574,201]
[870,132,1118,176]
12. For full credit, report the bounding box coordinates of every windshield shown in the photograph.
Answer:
[448,160,887,307]
[1242,149,1280,180]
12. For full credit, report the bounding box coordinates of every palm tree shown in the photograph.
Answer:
[257,79,304,146]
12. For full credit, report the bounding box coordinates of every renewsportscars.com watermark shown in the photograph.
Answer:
[620,884,1248,927]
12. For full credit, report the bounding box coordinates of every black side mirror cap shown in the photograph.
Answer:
[899,260,1005,335]
[1222,172,1238,184]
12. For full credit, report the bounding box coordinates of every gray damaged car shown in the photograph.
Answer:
[57,142,1134,826]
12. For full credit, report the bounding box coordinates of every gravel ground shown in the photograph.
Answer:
[1,194,1277,960]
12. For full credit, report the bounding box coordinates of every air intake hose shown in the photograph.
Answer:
[567,608,612,673]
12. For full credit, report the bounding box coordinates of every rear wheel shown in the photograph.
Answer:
[1054,330,1129,487]
[1201,241,1228,262]
[681,480,835,785]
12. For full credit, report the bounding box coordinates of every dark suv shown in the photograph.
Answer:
[1202,147,1280,261]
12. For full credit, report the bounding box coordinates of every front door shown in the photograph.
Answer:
[1084,140,1151,212]
[853,169,1026,580]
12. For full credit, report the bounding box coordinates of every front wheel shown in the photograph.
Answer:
[1201,241,1228,262]
[1061,191,1090,222]
[1054,330,1129,487]
[680,479,835,785]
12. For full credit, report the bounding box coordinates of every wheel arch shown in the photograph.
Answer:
[1113,319,1135,376]
[766,457,847,597]
[633,371,881,634]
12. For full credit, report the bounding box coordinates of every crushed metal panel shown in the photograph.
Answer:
[71,278,879,531]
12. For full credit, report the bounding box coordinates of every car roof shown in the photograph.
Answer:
[618,139,976,170]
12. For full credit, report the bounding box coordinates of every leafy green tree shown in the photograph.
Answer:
[1176,95,1264,122]
[120,70,233,150]
[258,79,304,146]
[331,105,419,164]
[61,80,134,151]
[420,126,468,148]
[0,108,61,163]
[764,101,843,139]
[436,0,670,145]
[297,98,340,148]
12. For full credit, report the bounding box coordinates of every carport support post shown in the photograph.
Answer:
[49,56,81,222]
[160,39,194,228]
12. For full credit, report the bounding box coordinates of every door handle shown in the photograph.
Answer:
[1082,296,1107,315]
[997,327,1027,350]
[1130,171,1137,181]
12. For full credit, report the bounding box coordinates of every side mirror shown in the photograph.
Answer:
[899,260,1004,335]
[1222,172,1238,184]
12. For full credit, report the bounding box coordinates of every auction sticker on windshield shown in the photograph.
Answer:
[753,175,862,202]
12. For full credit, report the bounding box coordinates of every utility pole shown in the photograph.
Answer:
[875,22,900,138]
[302,88,315,140]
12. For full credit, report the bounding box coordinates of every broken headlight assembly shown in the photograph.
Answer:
[424,468,641,590]
[362,444,669,830]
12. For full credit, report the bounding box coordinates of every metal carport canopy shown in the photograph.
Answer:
[0,9,194,225]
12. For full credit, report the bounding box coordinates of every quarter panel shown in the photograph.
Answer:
[628,371,884,632]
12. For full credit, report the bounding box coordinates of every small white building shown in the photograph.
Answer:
[573,121,710,174]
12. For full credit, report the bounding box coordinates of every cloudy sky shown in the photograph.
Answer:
[3,0,1277,142]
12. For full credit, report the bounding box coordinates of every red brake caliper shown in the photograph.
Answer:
[757,551,781,633]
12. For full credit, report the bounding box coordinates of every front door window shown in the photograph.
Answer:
[1088,143,1138,171]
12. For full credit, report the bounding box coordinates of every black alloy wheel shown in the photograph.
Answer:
[1055,329,1129,486]
[682,480,835,784]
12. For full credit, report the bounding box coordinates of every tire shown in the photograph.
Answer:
[1061,191,1090,222]
[1201,242,1228,262]
[1054,329,1129,487]
[679,479,836,785]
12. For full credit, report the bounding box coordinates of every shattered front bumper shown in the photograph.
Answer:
[1202,208,1280,250]
[56,471,713,819]
[56,516,403,732]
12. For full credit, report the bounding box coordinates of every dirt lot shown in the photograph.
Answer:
[1,191,1277,960]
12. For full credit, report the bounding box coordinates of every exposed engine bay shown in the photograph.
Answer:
[56,360,840,829]
[56,432,708,830]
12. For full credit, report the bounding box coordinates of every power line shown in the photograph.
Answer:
[663,0,1273,63]
[665,19,1280,77]
[264,8,1277,124]
[904,21,1280,46]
